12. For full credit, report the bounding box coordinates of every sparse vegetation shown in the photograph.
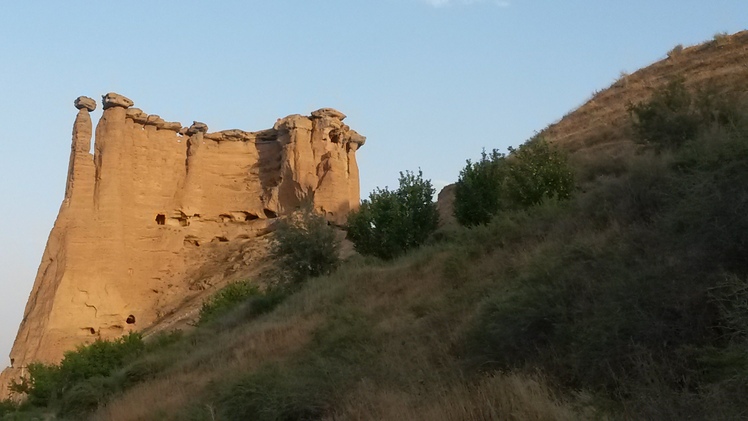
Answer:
[346,170,439,260]
[628,77,700,148]
[198,280,262,324]
[713,31,730,45]
[628,76,746,150]
[270,206,340,284]
[667,44,684,58]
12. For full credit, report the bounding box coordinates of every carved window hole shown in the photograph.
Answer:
[126,315,136,325]
[155,214,166,225]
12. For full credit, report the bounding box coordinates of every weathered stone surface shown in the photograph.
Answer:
[187,121,208,135]
[74,96,96,112]
[102,92,134,109]
[437,184,457,226]
[0,95,365,400]
[126,107,148,123]
[311,107,346,120]
[144,114,166,127]
[160,121,182,131]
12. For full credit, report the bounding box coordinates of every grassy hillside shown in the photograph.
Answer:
[3,33,748,421]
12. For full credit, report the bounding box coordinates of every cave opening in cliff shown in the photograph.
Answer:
[263,209,278,218]
[245,212,260,221]
[88,327,96,334]
[155,214,166,225]
[126,315,136,324]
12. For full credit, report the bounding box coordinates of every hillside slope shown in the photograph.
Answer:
[543,30,748,152]
[3,32,748,421]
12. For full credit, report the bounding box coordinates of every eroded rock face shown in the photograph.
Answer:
[0,95,365,399]
[102,92,134,109]
[74,96,96,112]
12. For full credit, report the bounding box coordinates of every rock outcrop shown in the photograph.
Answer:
[0,94,365,399]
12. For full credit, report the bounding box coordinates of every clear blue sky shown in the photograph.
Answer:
[0,1,745,365]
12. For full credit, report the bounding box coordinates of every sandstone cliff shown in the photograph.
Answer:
[0,94,365,398]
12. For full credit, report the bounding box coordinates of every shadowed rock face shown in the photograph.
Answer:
[0,94,365,399]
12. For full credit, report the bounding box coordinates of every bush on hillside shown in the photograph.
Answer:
[10,333,144,408]
[454,137,574,226]
[454,149,506,226]
[0,399,17,417]
[347,170,439,260]
[466,104,748,419]
[270,206,340,284]
[199,281,261,324]
[627,77,747,150]
[628,77,700,149]
[504,137,575,208]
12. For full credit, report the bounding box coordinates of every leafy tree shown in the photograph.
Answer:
[454,149,506,226]
[347,170,439,260]
[270,206,340,283]
[453,137,574,226]
[504,137,574,208]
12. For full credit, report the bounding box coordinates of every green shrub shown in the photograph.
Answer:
[210,286,292,332]
[199,281,260,324]
[58,333,144,386]
[629,77,747,151]
[628,77,700,148]
[58,376,116,417]
[144,329,184,352]
[454,149,506,226]
[10,333,144,411]
[270,206,340,284]
[465,110,748,418]
[504,137,575,208]
[0,399,18,417]
[347,170,439,260]
[454,137,573,226]
[10,363,59,407]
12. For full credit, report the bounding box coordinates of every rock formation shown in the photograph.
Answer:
[0,94,365,399]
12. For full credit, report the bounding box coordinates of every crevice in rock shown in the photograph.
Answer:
[184,236,200,247]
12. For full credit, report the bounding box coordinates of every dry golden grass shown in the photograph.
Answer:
[543,30,748,154]
[328,374,594,421]
[92,226,594,420]
[92,311,323,420]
